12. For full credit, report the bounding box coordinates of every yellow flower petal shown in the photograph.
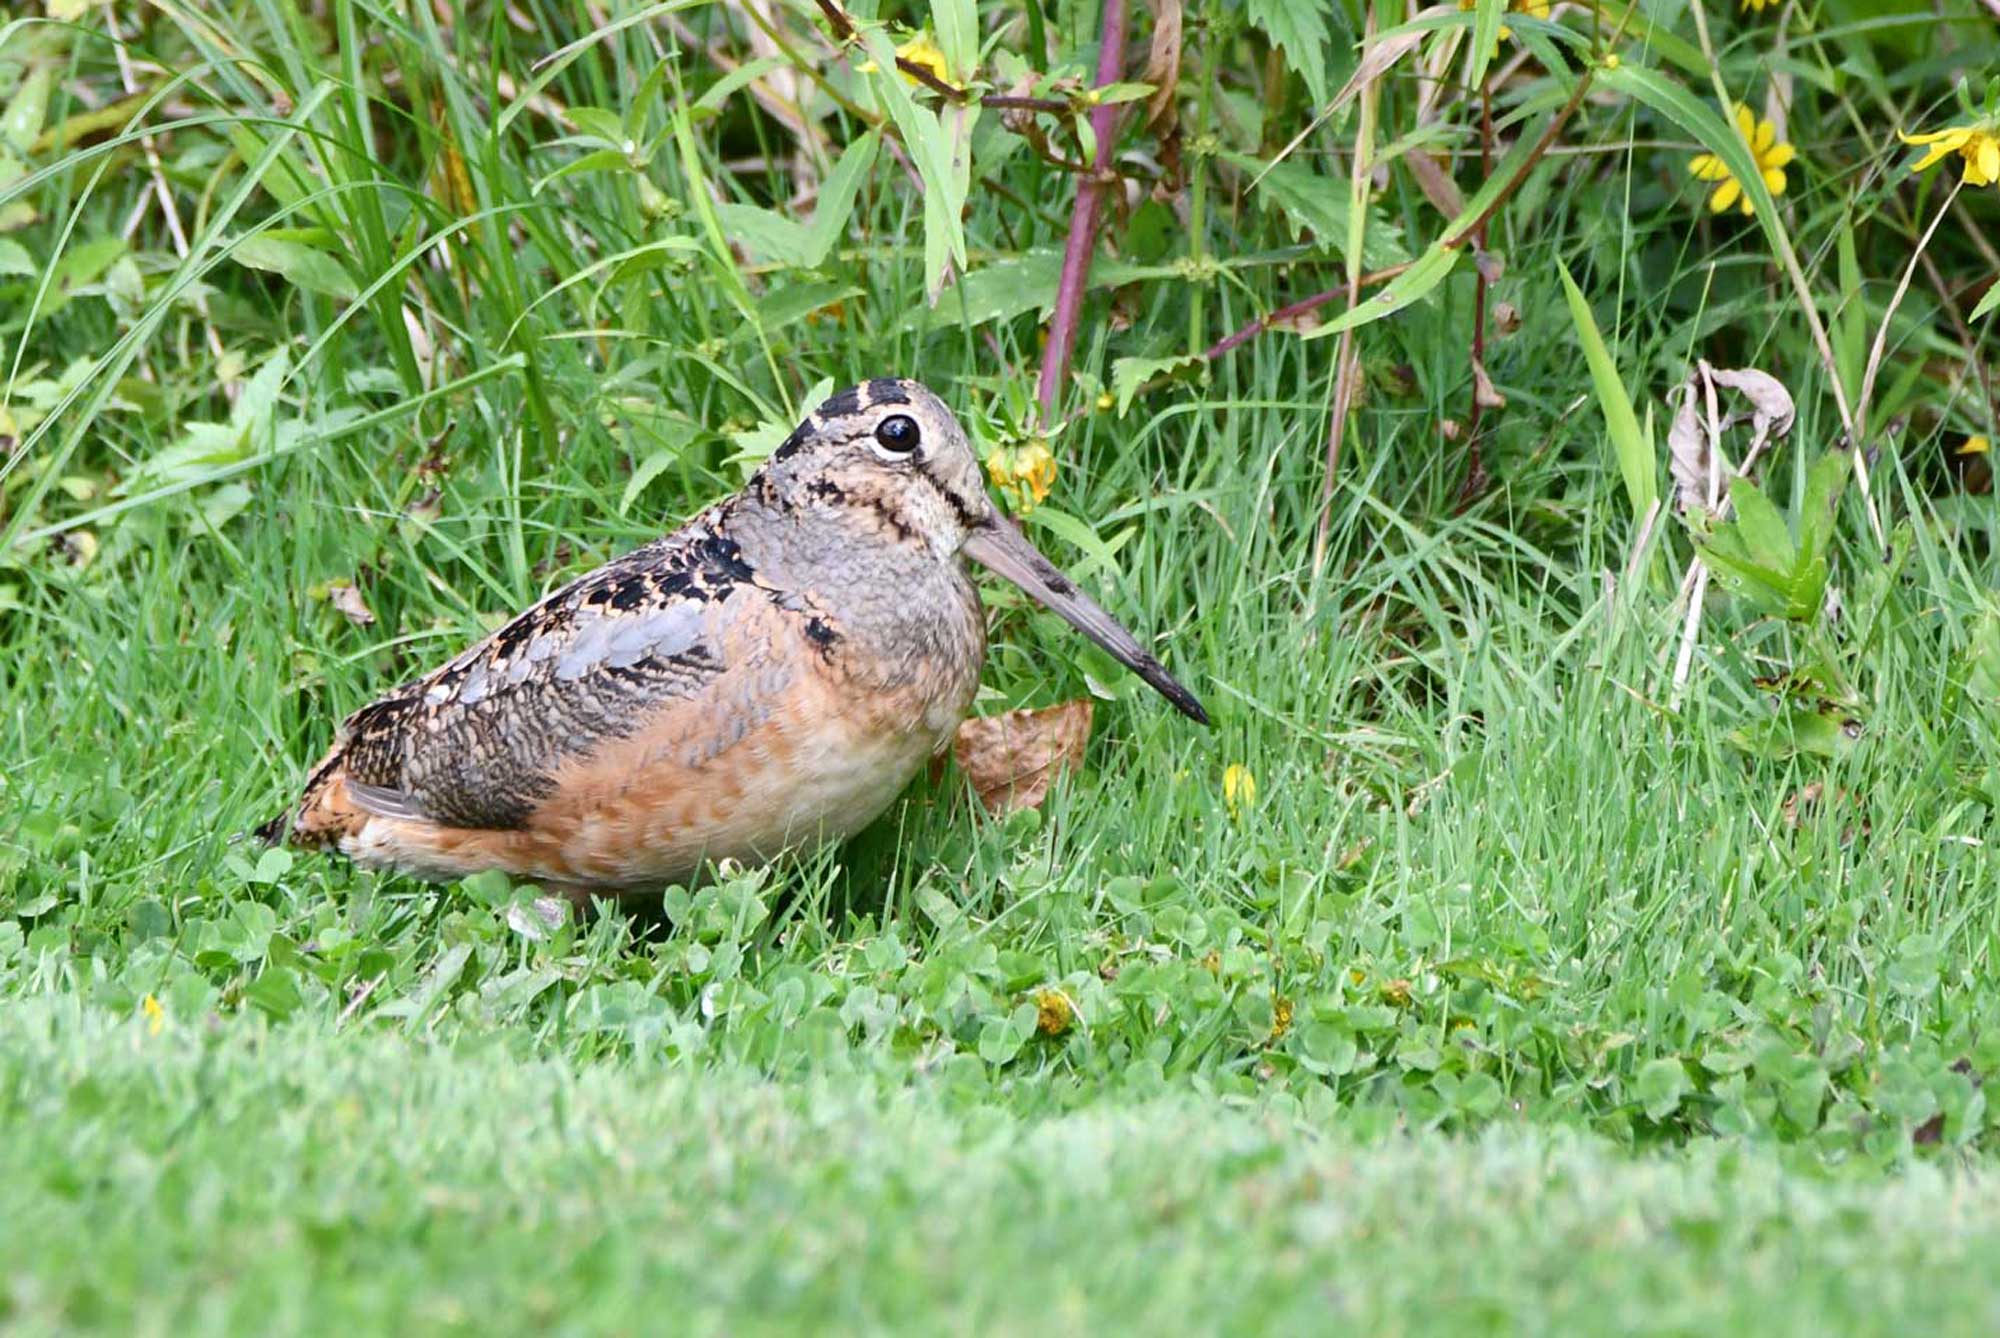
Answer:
[1762,167,1788,195]
[1689,153,1729,180]
[1763,141,1796,170]
[1738,190,1755,217]
[1960,435,1991,456]
[1734,105,1756,142]
[1897,126,1972,148]
[1971,135,2000,187]
[1753,118,1777,154]
[1710,177,1742,213]
[1910,142,1959,174]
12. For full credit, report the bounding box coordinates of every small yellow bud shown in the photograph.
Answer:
[1223,763,1257,819]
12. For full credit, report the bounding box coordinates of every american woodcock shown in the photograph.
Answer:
[262,378,1207,896]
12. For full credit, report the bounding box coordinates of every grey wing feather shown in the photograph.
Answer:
[335,523,757,831]
[348,781,428,821]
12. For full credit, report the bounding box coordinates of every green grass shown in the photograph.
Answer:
[4,0,2000,1329]
[12,999,2000,1335]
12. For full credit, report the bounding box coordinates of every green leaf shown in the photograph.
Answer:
[741,281,865,338]
[1795,450,1852,570]
[0,238,32,277]
[532,147,638,193]
[931,0,980,83]
[713,203,816,268]
[977,1016,1026,1065]
[910,250,1063,331]
[1727,477,1796,574]
[1224,153,1412,271]
[1635,1057,1690,1121]
[1089,82,1158,106]
[565,106,627,144]
[233,349,293,435]
[1025,505,1122,577]
[695,56,790,112]
[243,964,303,1020]
[1556,259,1654,520]
[802,130,880,267]
[620,448,683,516]
[1,66,51,153]
[232,236,359,301]
[1111,353,1201,415]
[1969,277,2000,324]
[1299,244,1460,342]
[862,29,968,299]
[1464,0,1506,93]
[1246,0,1330,106]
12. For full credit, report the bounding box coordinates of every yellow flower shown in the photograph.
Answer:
[1898,124,2000,188]
[1033,989,1074,1036]
[1688,103,1796,216]
[860,33,951,85]
[1961,435,1991,456]
[985,441,1056,513]
[1741,0,1775,11]
[141,994,164,1036]
[1222,763,1257,819]
[1457,0,1551,44]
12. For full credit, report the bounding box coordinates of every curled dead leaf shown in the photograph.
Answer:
[1472,357,1506,409]
[1669,361,1799,518]
[1705,364,1796,442]
[1141,0,1183,133]
[953,700,1094,815]
[327,582,376,626]
[1403,150,1465,218]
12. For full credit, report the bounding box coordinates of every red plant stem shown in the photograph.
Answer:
[1202,263,1408,361]
[1463,78,1494,491]
[1036,0,1127,430]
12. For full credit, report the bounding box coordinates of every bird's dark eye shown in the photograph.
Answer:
[874,414,920,456]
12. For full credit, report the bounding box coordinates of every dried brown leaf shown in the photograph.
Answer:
[1332,22,1435,113]
[1667,374,1718,517]
[327,582,376,626]
[1472,357,1506,409]
[1402,150,1464,218]
[1141,0,1183,133]
[1705,364,1796,442]
[952,700,1094,815]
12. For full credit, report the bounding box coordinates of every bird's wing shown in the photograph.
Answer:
[329,521,787,832]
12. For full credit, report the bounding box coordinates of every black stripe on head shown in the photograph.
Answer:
[816,385,865,420]
[916,470,980,532]
[770,419,815,463]
[864,378,912,407]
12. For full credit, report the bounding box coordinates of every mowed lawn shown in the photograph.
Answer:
[4,0,2000,1331]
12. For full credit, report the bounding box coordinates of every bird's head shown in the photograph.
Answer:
[752,378,1208,723]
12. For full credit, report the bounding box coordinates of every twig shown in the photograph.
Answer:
[1313,6,1379,576]
[1035,0,1128,430]
[1668,378,1779,708]
[1459,75,1496,507]
[105,10,225,366]
[1201,263,1408,360]
[1856,177,1964,444]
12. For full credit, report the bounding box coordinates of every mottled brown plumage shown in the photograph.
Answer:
[265,378,1205,896]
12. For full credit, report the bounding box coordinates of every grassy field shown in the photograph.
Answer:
[3,0,1998,1330]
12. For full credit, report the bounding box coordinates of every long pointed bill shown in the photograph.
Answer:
[962,517,1210,725]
